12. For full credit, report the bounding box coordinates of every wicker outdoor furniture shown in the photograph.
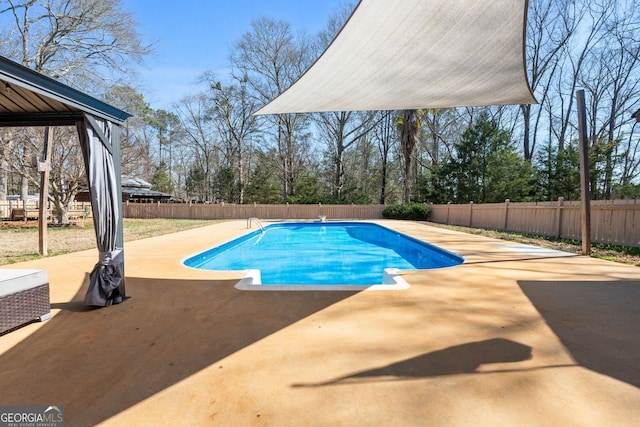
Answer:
[0,269,50,334]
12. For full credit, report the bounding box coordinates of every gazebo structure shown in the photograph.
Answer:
[0,55,131,307]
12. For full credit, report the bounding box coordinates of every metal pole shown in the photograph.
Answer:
[38,126,53,256]
[112,124,126,299]
[576,89,591,255]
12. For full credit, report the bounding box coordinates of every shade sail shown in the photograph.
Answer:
[256,0,536,115]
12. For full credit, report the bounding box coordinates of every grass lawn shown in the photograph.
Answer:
[0,218,221,265]
[430,222,640,267]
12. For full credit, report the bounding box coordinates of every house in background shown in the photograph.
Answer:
[121,178,171,203]
[77,178,171,204]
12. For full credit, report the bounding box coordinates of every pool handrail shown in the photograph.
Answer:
[247,217,265,232]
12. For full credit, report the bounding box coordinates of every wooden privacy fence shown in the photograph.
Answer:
[429,198,640,248]
[122,202,386,221]
[7,198,633,247]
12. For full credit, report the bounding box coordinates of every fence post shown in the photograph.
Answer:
[556,197,564,238]
[469,201,474,227]
[576,89,592,255]
[503,199,510,231]
[446,202,451,224]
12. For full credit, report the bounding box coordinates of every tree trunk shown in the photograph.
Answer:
[521,104,532,161]
[400,110,419,203]
[334,147,345,200]
[379,160,387,205]
[0,164,7,201]
[20,176,29,201]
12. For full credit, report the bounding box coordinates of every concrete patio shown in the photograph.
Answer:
[0,220,638,426]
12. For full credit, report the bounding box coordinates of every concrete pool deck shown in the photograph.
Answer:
[0,220,638,426]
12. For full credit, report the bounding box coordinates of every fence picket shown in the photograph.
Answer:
[428,199,640,248]
[3,199,638,248]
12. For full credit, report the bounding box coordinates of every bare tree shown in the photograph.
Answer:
[231,18,314,201]
[315,110,379,201]
[175,94,219,202]
[104,85,156,181]
[0,0,150,87]
[528,0,640,198]
[520,0,574,161]
[419,108,462,168]
[310,2,370,202]
[1,126,84,223]
[371,111,397,204]
[553,1,613,151]
[0,128,38,200]
[0,0,151,222]
[203,73,259,204]
[581,4,640,197]
[0,134,9,200]
[48,127,86,223]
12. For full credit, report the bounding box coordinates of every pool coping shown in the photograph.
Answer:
[234,267,411,291]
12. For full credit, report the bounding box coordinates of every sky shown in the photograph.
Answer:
[120,0,349,111]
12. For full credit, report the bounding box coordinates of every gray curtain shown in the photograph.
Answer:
[77,114,126,306]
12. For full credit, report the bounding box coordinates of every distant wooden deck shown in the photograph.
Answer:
[10,208,41,221]
[9,208,86,221]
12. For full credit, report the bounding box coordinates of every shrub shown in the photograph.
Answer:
[382,203,430,220]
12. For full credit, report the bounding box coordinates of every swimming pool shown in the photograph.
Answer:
[183,222,464,289]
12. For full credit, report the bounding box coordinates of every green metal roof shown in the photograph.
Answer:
[0,55,131,127]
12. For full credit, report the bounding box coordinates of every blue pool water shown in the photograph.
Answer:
[183,222,463,285]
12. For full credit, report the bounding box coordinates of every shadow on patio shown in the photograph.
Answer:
[292,337,536,387]
[519,279,640,388]
[0,274,357,425]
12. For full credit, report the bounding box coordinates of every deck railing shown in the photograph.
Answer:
[0,200,91,221]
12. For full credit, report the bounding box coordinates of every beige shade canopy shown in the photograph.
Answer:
[256,0,536,115]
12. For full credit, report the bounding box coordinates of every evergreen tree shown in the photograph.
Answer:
[289,172,327,204]
[244,152,282,204]
[214,167,237,203]
[432,113,537,203]
[150,161,174,195]
[185,165,207,202]
[536,142,581,201]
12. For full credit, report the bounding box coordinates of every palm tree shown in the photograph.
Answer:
[397,110,421,203]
